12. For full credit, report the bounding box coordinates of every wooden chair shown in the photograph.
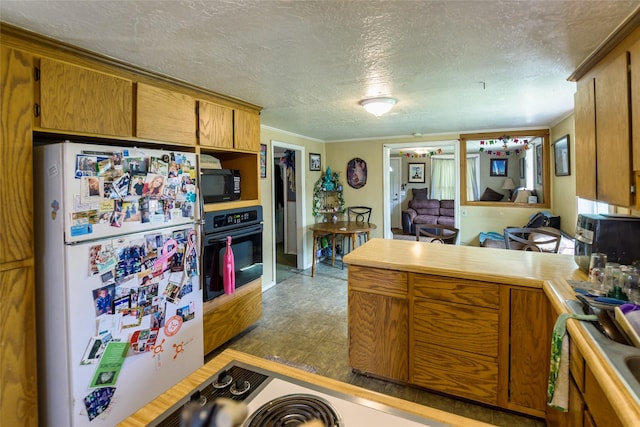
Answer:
[339,207,372,268]
[415,224,459,244]
[503,227,561,253]
[347,206,372,244]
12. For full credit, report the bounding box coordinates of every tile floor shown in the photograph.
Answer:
[207,260,544,427]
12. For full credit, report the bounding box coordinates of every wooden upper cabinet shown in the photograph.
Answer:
[234,109,260,152]
[1,47,34,264]
[198,100,233,149]
[574,78,597,201]
[136,83,196,146]
[38,58,132,137]
[595,53,633,207]
[631,38,640,172]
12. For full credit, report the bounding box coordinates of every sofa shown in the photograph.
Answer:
[402,197,455,234]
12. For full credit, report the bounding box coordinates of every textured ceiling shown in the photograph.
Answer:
[1,1,638,142]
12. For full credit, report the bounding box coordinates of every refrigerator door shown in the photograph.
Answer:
[64,226,204,426]
[36,141,199,244]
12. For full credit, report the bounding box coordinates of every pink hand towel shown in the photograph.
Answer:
[223,236,236,295]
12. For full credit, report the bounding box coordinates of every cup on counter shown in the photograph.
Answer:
[589,267,605,288]
[620,271,640,304]
[601,264,621,296]
[588,253,607,284]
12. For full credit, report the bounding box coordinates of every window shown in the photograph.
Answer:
[430,156,455,199]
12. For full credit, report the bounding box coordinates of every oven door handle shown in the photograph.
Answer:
[206,224,263,245]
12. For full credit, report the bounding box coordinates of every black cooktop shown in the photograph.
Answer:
[154,364,268,427]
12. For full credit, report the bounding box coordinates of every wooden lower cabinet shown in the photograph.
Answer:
[348,269,560,418]
[348,290,409,381]
[413,342,498,405]
[0,265,38,427]
[348,266,408,381]
[506,287,553,416]
[202,278,262,355]
[583,366,623,427]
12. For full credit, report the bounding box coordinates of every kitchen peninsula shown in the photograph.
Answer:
[343,238,640,425]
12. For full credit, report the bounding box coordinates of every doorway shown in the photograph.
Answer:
[382,140,461,239]
[272,142,306,283]
[390,157,401,231]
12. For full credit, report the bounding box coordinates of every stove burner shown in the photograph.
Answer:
[245,393,343,427]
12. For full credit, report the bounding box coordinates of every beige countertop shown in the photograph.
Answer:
[120,349,493,427]
[545,279,640,426]
[343,238,584,287]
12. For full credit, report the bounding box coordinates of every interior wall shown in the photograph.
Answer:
[259,127,325,289]
[550,114,577,235]
[324,142,383,238]
[459,205,543,245]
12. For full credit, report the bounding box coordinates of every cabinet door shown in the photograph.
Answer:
[1,47,33,264]
[198,100,233,149]
[595,53,633,206]
[234,109,260,152]
[39,58,132,136]
[574,78,597,201]
[348,289,408,381]
[507,288,553,415]
[632,38,640,172]
[136,83,196,145]
[0,266,38,427]
[584,366,623,427]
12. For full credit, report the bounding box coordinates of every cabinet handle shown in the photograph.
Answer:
[34,103,40,118]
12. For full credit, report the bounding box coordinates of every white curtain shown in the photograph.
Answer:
[430,157,455,199]
[467,157,479,201]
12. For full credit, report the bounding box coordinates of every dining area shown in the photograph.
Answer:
[309,206,376,277]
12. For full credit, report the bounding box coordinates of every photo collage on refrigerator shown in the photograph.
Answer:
[70,147,200,421]
[72,148,197,231]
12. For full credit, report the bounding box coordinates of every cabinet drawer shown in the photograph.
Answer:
[413,342,498,406]
[348,265,407,296]
[413,299,498,357]
[412,274,499,309]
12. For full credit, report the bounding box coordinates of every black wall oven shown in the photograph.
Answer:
[202,206,263,302]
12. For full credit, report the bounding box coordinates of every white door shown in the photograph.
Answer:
[390,158,402,229]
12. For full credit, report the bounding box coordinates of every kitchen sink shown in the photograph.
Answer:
[565,299,640,405]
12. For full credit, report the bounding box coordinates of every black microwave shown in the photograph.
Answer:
[201,168,241,203]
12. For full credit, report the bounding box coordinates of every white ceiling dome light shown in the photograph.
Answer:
[359,97,397,117]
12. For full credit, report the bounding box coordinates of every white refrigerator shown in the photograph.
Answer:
[34,141,204,426]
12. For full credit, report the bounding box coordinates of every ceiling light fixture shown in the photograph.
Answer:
[359,97,397,117]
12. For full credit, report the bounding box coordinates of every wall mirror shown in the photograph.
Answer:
[460,129,550,207]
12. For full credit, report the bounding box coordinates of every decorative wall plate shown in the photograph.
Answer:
[347,158,367,189]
